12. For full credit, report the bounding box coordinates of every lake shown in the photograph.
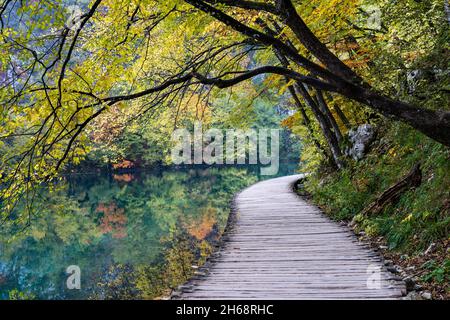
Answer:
[0,164,298,299]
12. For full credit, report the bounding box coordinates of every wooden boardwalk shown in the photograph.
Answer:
[173,175,406,300]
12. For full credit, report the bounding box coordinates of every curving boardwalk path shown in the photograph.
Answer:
[173,175,406,300]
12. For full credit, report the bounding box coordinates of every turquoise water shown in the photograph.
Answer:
[0,165,298,299]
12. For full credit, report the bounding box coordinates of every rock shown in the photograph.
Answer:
[421,291,432,300]
[403,277,416,292]
[345,124,375,161]
[379,245,388,250]
[414,284,423,291]
[406,68,448,94]
[392,275,403,281]
[384,259,393,266]
[403,291,423,300]
[406,69,422,93]
[387,265,402,274]
[424,243,436,255]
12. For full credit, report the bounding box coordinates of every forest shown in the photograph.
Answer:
[0,0,449,300]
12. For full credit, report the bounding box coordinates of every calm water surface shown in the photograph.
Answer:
[0,165,298,299]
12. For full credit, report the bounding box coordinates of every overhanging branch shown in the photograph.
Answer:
[99,66,337,104]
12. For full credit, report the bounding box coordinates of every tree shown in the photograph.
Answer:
[1,0,449,221]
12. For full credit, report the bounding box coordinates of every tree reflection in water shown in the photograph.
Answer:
[0,165,297,299]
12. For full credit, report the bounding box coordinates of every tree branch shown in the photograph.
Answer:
[203,0,279,14]
[183,0,341,84]
[101,66,337,104]
[274,0,364,85]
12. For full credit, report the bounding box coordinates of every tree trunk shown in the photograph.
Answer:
[186,0,450,148]
[339,84,450,147]
[362,163,422,216]
[325,93,352,130]
[271,0,450,147]
[315,89,344,144]
[287,85,330,157]
[275,0,364,85]
[255,18,332,160]
[263,24,339,165]
[296,83,345,169]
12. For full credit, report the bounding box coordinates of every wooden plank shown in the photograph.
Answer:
[173,175,406,300]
